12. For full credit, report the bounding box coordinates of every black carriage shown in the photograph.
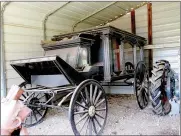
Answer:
[10,26,149,135]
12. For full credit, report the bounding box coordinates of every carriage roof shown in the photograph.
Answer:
[42,25,147,51]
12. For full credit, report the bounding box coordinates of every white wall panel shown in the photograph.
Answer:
[108,3,180,74]
[4,16,42,28]
[5,43,43,53]
[153,47,180,74]
[5,62,13,70]
[1,1,144,94]
[124,49,149,68]
[135,5,148,41]
[3,3,45,90]
[4,34,43,44]
[7,78,24,89]
[4,25,43,37]
[110,5,149,68]
[135,5,149,68]
[153,29,180,38]
[1,2,180,94]
[110,5,148,37]
[5,52,43,61]
[153,22,179,33]
[6,70,22,79]
[152,2,179,13]
[110,14,131,32]
[152,2,180,74]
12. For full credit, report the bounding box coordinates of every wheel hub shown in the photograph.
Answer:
[29,98,39,109]
[88,106,95,117]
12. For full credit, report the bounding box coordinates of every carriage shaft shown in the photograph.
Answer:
[25,103,69,110]
[24,86,76,93]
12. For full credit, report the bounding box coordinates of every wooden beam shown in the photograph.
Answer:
[144,43,180,49]
[131,9,136,34]
[147,2,153,76]
[147,3,152,44]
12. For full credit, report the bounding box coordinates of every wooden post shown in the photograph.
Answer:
[131,9,136,34]
[147,3,152,44]
[147,2,153,76]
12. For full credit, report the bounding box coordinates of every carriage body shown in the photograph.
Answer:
[10,26,149,135]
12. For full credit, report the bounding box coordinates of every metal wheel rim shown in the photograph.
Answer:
[69,79,108,135]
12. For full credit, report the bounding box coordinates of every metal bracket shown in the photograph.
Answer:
[72,2,117,32]
[44,91,55,105]
[23,92,35,103]
[43,2,71,40]
[58,91,73,106]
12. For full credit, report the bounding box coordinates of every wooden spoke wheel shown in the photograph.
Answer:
[69,79,108,135]
[19,83,48,127]
[134,61,149,109]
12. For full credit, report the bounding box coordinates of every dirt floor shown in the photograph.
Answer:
[28,95,180,135]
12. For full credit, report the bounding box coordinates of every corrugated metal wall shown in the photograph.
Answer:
[110,13,131,33]
[152,2,180,74]
[1,2,180,92]
[110,5,149,68]
[135,5,148,42]
[110,2,180,74]
[1,2,143,92]
[3,3,44,90]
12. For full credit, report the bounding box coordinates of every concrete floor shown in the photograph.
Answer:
[28,95,180,135]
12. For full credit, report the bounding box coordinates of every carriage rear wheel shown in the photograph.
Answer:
[134,61,149,109]
[69,79,108,135]
[19,83,48,127]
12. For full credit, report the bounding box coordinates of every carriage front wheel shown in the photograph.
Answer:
[18,83,48,127]
[69,79,108,135]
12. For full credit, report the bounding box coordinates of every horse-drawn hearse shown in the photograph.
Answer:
[10,26,174,135]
